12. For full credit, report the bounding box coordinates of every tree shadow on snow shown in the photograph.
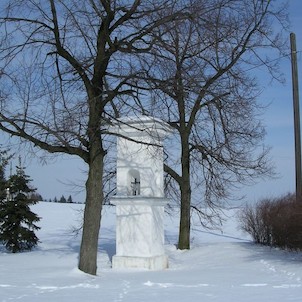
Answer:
[98,226,116,262]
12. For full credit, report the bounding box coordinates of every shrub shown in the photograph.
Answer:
[239,193,302,250]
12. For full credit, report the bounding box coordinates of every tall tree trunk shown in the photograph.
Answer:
[78,93,104,275]
[178,135,191,249]
[78,144,104,275]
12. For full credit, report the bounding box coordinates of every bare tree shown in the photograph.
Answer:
[0,0,187,274]
[133,0,289,249]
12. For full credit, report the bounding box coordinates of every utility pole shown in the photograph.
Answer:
[290,32,302,201]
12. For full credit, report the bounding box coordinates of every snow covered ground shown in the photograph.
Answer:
[1,202,302,301]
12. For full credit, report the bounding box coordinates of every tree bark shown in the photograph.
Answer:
[78,141,104,275]
[78,89,104,275]
[178,133,191,249]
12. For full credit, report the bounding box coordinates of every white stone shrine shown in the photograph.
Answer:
[110,116,172,270]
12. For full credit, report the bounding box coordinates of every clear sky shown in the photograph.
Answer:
[1,0,302,204]
[242,0,302,202]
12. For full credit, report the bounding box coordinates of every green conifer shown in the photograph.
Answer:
[59,195,67,203]
[67,195,73,203]
[0,158,40,252]
[0,148,10,202]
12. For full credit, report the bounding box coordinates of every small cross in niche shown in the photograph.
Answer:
[131,178,140,196]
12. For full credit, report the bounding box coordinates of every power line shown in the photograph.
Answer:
[243,50,302,73]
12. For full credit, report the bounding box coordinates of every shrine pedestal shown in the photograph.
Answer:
[112,254,168,270]
[111,196,169,270]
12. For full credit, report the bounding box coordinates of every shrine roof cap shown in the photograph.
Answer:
[109,115,173,138]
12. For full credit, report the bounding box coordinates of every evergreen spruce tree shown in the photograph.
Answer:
[0,148,10,202]
[0,162,6,203]
[0,158,40,252]
[59,195,67,203]
[67,195,73,204]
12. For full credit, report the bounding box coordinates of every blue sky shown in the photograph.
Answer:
[242,0,302,202]
[2,1,302,204]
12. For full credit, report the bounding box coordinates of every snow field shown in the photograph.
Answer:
[0,202,302,301]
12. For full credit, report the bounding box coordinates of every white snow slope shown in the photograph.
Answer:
[1,202,302,302]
